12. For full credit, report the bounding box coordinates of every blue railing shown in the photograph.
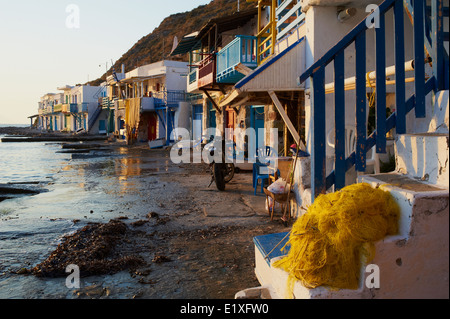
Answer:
[78,103,89,113]
[70,103,78,113]
[276,0,304,41]
[153,90,188,109]
[189,69,197,84]
[297,0,448,200]
[216,35,257,83]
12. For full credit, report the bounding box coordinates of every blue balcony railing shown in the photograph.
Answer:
[153,90,187,109]
[78,103,88,113]
[70,103,78,113]
[189,69,197,85]
[216,35,258,84]
[276,0,304,41]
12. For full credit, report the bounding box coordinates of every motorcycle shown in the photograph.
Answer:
[204,138,235,191]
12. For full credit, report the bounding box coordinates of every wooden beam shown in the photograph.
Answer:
[268,90,306,152]
[234,63,253,76]
[230,95,249,109]
[202,89,221,114]
[219,89,241,108]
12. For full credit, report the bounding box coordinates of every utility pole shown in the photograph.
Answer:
[237,0,240,12]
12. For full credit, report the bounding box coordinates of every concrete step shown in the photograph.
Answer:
[395,89,449,187]
[241,174,449,299]
[428,90,449,134]
[359,173,449,298]
[395,133,449,188]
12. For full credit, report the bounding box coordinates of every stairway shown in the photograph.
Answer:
[236,0,449,299]
[238,91,449,299]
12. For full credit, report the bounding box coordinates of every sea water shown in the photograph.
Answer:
[0,133,155,298]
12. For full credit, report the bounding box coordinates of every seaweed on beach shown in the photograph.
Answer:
[30,219,144,278]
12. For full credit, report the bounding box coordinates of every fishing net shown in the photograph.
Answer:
[273,183,399,296]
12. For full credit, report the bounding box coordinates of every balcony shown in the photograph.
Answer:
[216,35,258,84]
[78,103,88,113]
[141,97,155,112]
[153,90,188,109]
[276,0,304,41]
[113,99,125,110]
[53,104,63,113]
[61,103,78,113]
[197,54,216,88]
[100,97,114,109]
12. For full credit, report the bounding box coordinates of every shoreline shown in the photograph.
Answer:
[1,137,291,299]
[0,126,110,142]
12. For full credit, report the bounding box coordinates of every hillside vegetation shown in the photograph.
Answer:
[88,0,255,86]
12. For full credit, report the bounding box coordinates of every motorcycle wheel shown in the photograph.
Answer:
[213,162,226,191]
[223,163,235,183]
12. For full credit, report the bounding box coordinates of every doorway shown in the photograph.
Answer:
[148,113,157,141]
[226,108,235,142]
[251,105,265,152]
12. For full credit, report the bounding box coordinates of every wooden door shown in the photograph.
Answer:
[148,114,157,141]
[226,109,235,142]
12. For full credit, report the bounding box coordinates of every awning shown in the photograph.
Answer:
[170,8,258,56]
[121,74,165,84]
[170,32,201,56]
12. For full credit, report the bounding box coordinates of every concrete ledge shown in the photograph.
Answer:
[250,176,449,298]
[395,133,449,188]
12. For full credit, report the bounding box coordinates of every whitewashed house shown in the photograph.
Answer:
[106,60,190,145]
[38,92,64,131]
[37,84,106,134]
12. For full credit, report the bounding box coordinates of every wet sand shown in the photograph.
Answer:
[2,138,290,299]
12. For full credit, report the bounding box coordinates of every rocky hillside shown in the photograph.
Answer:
[88,0,255,86]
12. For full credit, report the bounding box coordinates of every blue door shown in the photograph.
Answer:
[99,120,106,133]
[208,101,216,129]
[251,106,265,151]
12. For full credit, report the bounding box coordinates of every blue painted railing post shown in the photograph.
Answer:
[334,50,346,190]
[375,12,387,153]
[355,32,367,173]
[432,0,445,91]
[394,0,406,134]
[312,67,326,199]
[414,0,426,118]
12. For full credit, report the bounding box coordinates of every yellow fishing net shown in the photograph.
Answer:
[273,183,399,295]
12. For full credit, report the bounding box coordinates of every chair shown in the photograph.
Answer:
[263,158,295,221]
[327,125,380,174]
[253,146,275,195]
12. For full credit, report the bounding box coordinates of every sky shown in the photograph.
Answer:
[0,0,211,124]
